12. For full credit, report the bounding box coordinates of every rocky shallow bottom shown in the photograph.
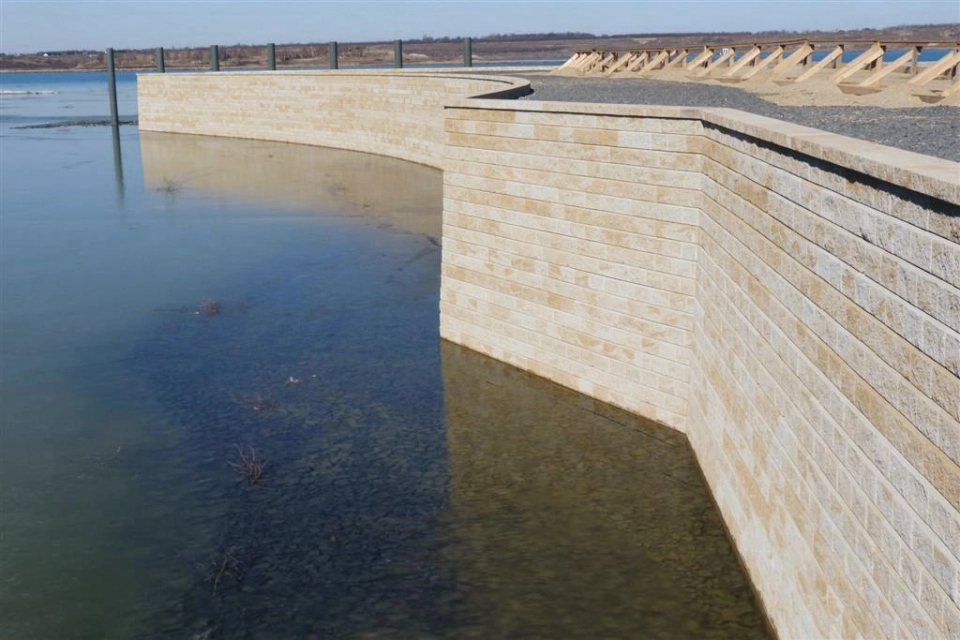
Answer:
[128,234,770,640]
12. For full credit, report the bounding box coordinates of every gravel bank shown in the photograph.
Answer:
[515,75,960,163]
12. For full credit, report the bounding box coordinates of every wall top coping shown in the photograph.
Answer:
[137,68,528,87]
[136,67,550,78]
[449,98,959,206]
[139,70,959,205]
[704,108,960,205]
[138,69,533,101]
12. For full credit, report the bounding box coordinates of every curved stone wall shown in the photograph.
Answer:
[442,98,959,640]
[138,71,959,639]
[138,70,530,169]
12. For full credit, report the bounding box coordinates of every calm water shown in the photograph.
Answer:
[0,72,769,639]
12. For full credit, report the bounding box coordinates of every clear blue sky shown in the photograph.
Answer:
[1,0,957,54]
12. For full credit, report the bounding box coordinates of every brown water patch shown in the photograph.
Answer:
[439,341,771,639]
[139,131,443,238]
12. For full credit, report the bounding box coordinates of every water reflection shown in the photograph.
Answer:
[2,121,770,638]
[3,126,450,639]
[441,343,770,639]
[111,123,125,205]
[138,131,442,238]
[130,131,769,638]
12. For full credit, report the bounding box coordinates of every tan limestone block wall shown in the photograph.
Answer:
[437,99,959,639]
[137,70,530,170]
[688,116,959,639]
[440,101,704,431]
[690,125,960,637]
[135,71,959,639]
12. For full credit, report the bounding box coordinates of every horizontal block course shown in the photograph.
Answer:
[139,70,960,640]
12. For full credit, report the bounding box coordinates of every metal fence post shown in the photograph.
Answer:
[267,43,276,70]
[156,47,165,73]
[210,45,220,71]
[394,39,403,68]
[105,48,119,128]
[329,41,339,69]
[464,37,473,67]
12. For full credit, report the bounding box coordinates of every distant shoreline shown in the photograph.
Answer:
[3,24,955,73]
[0,59,565,75]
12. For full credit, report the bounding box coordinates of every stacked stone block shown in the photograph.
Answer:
[137,71,959,639]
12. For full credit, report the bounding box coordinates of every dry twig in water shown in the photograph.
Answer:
[199,300,220,317]
[208,550,239,595]
[229,445,266,485]
[158,177,181,194]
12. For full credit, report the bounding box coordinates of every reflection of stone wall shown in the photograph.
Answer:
[138,71,530,170]
[442,99,959,639]
[137,71,959,638]
[139,132,443,237]
[440,341,769,638]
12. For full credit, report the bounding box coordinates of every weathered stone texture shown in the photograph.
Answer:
[139,71,960,639]
[446,104,960,640]
[441,106,702,431]
[138,71,529,169]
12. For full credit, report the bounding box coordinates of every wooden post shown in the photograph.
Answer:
[741,45,783,79]
[394,40,403,68]
[267,43,276,70]
[943,69,960,95]
[872,43,886,71]
[831,43,885,83]
[687,47,715,70]
[696,47,735,77]
[664,48,688,70]
[794,45,844,83]
[105,48,119,129]
[859,48,918,86]
[571,50,601,74]
[464,37,473,67]
[556,52,582,72]
[605,51,634,75]
[155,47,165,73]
[329,41,339,69]
[772,42,814,77]
[210,45,220,71]
[594,52,616,74]
[637,50,669,76]
[909,49,960,85]
[725,45,762,77]
[627,51,649,73]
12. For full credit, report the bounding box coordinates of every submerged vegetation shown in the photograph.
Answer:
[235,393,280,412]
[158,177,182,194]
[229,445,266,485]
[199,300,220,317]
[207,549,240,596]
